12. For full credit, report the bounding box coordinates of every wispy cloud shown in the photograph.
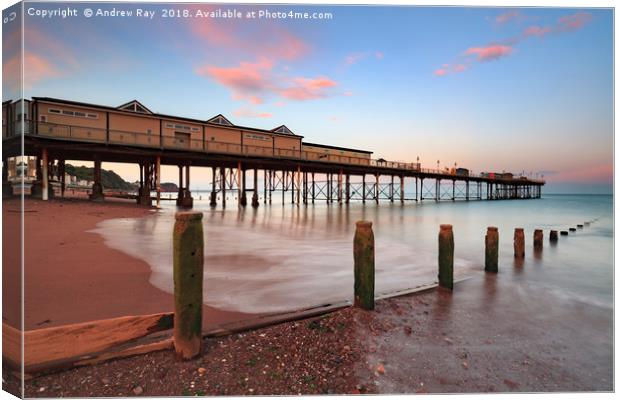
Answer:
[557,12,593,32]
[523,25,553,38]
[435,11,593,77]
[495,10,522,25]
[279,76,337,101]
[464,45,513,62]
[344,51,384,66]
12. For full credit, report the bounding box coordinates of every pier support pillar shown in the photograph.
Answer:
[338,169,343,204]
[514,228,525,259]
[438,224,454,290]
[89,157,104,202]
[2,157,13,198]
[138,162,153,207]
[209,167,217,207]
[239,164,247,207]
[296,166,301,205]
[435,179,440,202]
[390,175,394,202]
[345,174,350,204]
[173,211,204,360]
[362,175,366,203]
[375,173,379,204]
[155,157,161,208]
[252,168,259,208]
[175,165,193,208]
[221,167,227,208]
[41,148,49,201]
[485,227,499,273]
[264,169,267,204]
[400,175,404,204]
[59,159,66,198]
[452,180,455,201]
[311,172,316,203]
[354,221,375,310]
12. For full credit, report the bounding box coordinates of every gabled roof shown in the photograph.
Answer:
[271,125,296,135]
[207,114,233,126]
[117,100,152,114]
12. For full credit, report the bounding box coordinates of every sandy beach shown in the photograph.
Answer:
[6,273,611,397]
[2,197,255,331]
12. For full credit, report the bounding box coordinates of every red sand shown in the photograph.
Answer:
[2,197,254,331]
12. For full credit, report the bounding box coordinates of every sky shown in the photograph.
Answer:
[3,3,613,193]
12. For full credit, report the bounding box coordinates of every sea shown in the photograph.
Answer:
[92,193,613,316]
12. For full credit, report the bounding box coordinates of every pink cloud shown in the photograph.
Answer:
[547,164,612,184]
[375,51,384,60]
[196,58,274,104]
[496,10,521,24]
[279,76,337,101]
[343,91,353,96]
[198,58,338,103]
[233,108,272,118]
[188,13,308,61]
[452,64,467,72]
[3,51,62,90]
[557,12,593,32]
[524,25,553,37]
[464,45,512,62]
[434,68,448,77]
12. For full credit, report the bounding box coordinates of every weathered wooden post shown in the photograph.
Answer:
[438,224,454,290]
[560,230,569,236]
[549,230,558,242]
[173,211,204,359]
[353,221,375,310]
[513,228,525,259]
[534,229,543,249]
[485,227,499,273]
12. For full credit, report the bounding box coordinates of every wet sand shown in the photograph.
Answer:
[10,272,612,396]
[3,197,255,331]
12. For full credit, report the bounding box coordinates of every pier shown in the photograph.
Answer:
[2,97,544,207]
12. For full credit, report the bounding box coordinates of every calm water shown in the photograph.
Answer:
[92,194,613,315]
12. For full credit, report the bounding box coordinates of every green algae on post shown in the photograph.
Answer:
[353,220,375,310]
[485,227,499,273]
[438,224,454,290]
[173,211,204,360]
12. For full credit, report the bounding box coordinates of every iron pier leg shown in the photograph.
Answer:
[346,174,350,204]
[362,175,366,203]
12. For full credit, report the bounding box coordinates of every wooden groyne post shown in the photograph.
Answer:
[514,228,525,259]
[353,221,375,310]
[173,211,204,359]
[534,229,544,250]
[549,230,558,243]
[438,224,454,290]
[485,227,499,273]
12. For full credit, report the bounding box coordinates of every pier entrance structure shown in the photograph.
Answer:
[2,98,544,207]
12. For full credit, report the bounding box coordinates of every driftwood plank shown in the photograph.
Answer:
[2,323,22,369]
[2,312,173,372]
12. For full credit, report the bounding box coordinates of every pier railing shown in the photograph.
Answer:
[9,120,545,184]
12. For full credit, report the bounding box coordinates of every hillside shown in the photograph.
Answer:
[64,164,134,191]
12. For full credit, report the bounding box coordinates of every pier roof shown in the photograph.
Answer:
[303,142,373,154]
